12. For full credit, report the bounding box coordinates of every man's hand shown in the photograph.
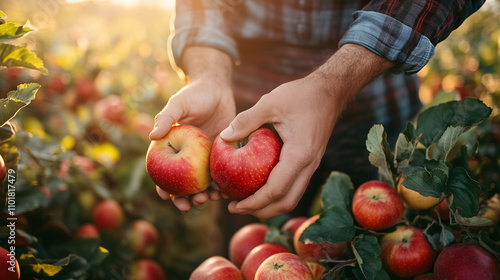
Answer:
[221,44,395,219]
[151,46,235,211]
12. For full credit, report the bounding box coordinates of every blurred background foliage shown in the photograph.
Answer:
[0,0,498,279]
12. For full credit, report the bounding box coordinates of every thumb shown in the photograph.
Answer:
[219,106,269,142]
[149,105,182,140]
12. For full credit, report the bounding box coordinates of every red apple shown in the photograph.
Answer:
[190,256,243,280]
[210,126,282,200]
[429,200,450,221]
[93,199,124,230]
[352,180,404,230]
[229,223,269,268]
[75,78,100,101]
[434,243,500,280]
[306,261,326,280]
[146,124,212,196]
[131,259,165,280]
[0,247,20,280]
[94,95,128,125]
[47,73,68,94]
[414,273,434,280]
[76,224,99,238]
[280,216,308,235]
[128,220,159,258]
[0,155,6,183]
[293,215,348,263]
[132,112,154,139]
[255,252,313,280]
[380,226,435,278]
[241,243,290,280]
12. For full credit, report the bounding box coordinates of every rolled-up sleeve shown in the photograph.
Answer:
[339,0,485,74]
[168,0,239,72]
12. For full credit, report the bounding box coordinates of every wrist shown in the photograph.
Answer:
[182,46,233,86]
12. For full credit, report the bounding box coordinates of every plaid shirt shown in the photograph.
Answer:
[168,0,484,186]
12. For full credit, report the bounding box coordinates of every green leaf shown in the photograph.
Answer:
[402,160,448,198]
[366,125,395,186]
[453,210,494,227]
[0,83,40,127]
[0,43,48,74]
[321,171,354,211]
[415,98,492,147]
[447,167,480,217]
[395,128,423,171]
[0,21,33,43]
[351,235,389,280]
[299,206,355,244]
[437,126,468,160]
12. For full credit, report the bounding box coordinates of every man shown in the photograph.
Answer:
[150,0,484,237]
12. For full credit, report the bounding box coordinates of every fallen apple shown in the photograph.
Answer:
[210,126,282,200]
[190,256,243,280]
[434,243,500,280]
[229,223,269,268]
[352,180,404,230]
[241,243,290,280]
[293,215,348,263]
[380,226,435,278]
[254,252,313,280]
[146,124,212,196]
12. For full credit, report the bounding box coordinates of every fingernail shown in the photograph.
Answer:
[220,126,233,139]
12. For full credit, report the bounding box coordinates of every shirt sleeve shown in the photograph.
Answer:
[168,0,239,72]
[339,0,485,74]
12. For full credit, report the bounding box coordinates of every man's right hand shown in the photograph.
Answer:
[150,46,235,211]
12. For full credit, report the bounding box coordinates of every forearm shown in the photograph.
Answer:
[181,46,234,85]
[307,43,394,113]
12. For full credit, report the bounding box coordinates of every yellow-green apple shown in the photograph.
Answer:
[479,194,500,224]
[210,126,282,200]
[0,155,6,183]
[434,243,500,280]
[380,226,435,278]
[241,243,290,280]
[229,223,269,268]
[130,259,165,280]
[94,95,128,125]
[76,224,100,238]
[146,124,212,196]
[93,199,124,230]
[280,216,308,235]
[0,247,20,280]
[397,177,440,210]
[190,256,243,280]
[352,180,404,230]
[255,252,313,280]
[293,215,348,263]
[305,261,326,280]
[128,220,159,258]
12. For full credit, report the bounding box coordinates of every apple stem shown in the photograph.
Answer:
[272,262,284,271]
[167,142,179,153]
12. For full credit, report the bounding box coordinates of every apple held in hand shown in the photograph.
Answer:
[146,124,212,196]
[434,243,500,280]
[210,126,282,200]
[352,180,404,231]
[380,226,435,279]
[255,252,313,280]
[190,256,243,280]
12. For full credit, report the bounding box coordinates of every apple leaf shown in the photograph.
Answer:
[394,128,422,170]
[351,235,390,280]
[0,43,48,74]
[446,167,480,217]
[366,125,395,186]
[402,160,448,198]
[436,126,468,160]
[415,98,491,147]
[452,210,494,227]
[0,83,40,127]
[0,21,33,43]
[425,228,455,250]
[299,206,355,244]
[321,171,354,211]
